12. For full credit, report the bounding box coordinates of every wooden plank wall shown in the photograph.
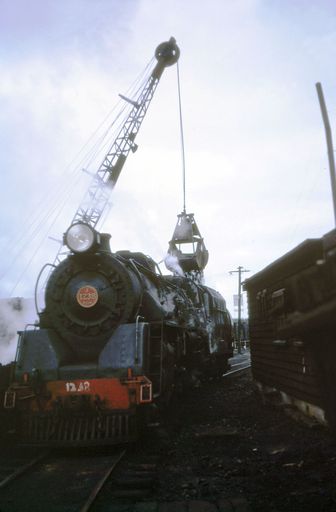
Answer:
[245,239,324,408]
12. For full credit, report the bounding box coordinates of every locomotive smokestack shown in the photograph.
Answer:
[99,233,112,252]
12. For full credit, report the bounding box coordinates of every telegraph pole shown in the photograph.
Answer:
[229,266,250,354]
[316,82,336,227]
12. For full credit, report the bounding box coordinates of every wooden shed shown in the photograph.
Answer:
[245,230,336,427]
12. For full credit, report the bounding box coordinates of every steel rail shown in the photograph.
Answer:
[79,449,126,512]
[223,363,251,378]
[0,451,50,489]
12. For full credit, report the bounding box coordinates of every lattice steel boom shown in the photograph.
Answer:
[71,37,179,229]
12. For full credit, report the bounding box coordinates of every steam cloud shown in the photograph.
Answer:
[0,298,37,365]
[164,254,184,277]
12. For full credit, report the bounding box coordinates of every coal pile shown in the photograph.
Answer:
[151,368,336,511]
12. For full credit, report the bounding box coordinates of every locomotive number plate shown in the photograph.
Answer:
[65,381,90,392]
[76,285,98,308]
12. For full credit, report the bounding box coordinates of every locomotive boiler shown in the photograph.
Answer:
[3,219,233,445]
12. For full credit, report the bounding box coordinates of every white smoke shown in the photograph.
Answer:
[164,254,184,277]
[0,297,37,364]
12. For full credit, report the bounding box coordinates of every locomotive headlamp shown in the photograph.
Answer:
[65,223,95,253]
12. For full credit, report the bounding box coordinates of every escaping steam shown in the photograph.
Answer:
[0,298,37,364]
[164,253,184,277]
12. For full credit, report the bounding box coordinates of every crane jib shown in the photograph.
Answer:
[106,154,127,189]
[74,37,180,223]
[51,37,180,265]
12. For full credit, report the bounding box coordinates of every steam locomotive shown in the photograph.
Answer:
[3,216,233,446]
[1,38,233,446]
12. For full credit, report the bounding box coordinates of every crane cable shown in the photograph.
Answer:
[5,58,154,256]
[4,59,154,260]
[177,60,187,214]
[5,58,156,295]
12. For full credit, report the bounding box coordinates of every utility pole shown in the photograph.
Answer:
[229,266,250,354]
[316,82,336,227]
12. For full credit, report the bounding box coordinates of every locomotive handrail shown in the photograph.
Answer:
[14,324,39,365]
[34,262,56,315]
[135,315,145,364]
[128,258,163,285]
[124,258,145,319]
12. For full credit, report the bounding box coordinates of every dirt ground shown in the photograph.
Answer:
[146,365,336,511]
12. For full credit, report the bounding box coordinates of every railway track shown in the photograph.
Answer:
[0,447,127,512]
[224,351,251,377]
[79,449,126,512]
[224,362,251,377]
[0,450,50,490]
[0,359,251,511]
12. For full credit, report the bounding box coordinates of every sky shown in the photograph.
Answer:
[1,0,336,322]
